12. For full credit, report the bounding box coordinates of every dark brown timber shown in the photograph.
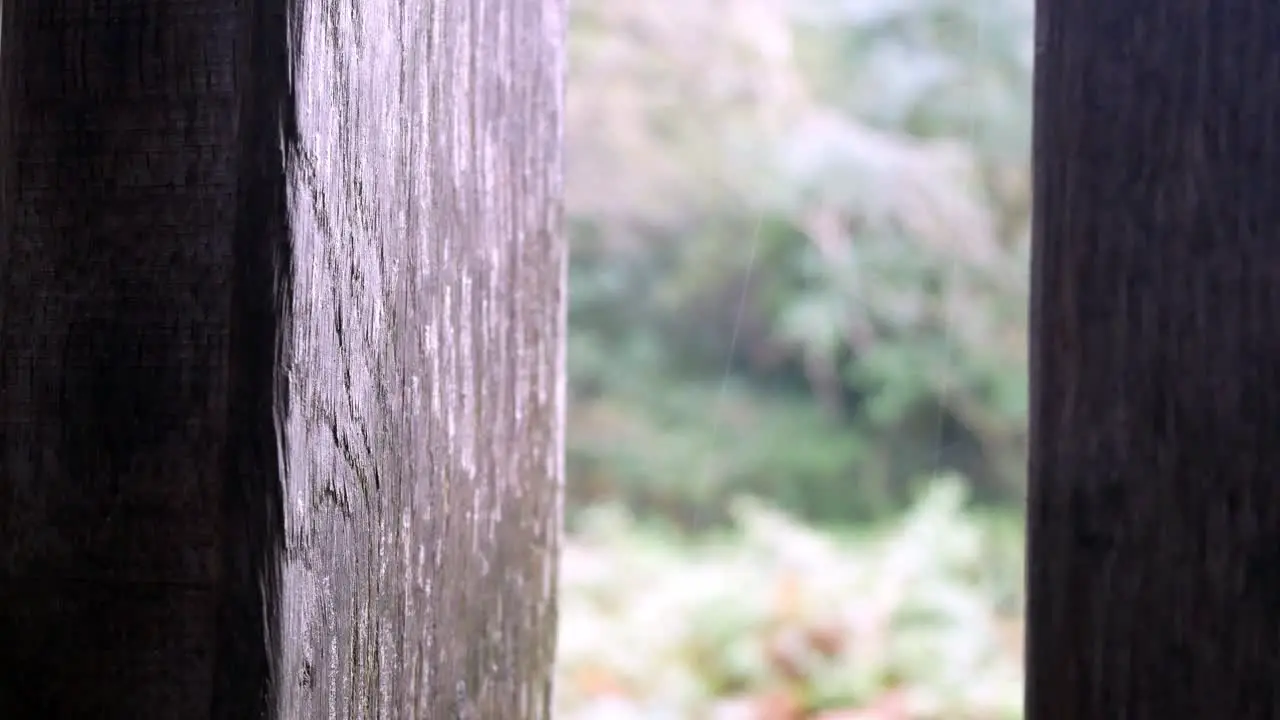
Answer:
[0,0,565,718]
[1029,3,1280,718]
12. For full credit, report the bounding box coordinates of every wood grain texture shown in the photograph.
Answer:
[1028,2,1280,718]
[274,0,565,717]
[0,1,243,716]
[0,0,565,717]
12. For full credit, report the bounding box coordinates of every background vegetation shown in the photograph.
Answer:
[557,0,1031,715]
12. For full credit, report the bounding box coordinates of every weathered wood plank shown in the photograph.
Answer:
[1028,3,1280,718]
[275,0,565,717]
[0,0,565,717]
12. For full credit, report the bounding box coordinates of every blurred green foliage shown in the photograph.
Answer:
[556,480,1025,718]
[565,0,1032,527]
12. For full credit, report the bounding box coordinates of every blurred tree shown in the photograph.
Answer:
[565,0,1032,527]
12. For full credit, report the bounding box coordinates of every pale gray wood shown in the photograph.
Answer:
[275,0,566,717]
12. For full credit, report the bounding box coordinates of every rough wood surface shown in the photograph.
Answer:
[0,0,565,717]
[1028,3,1280,718]
[276,0,565,717]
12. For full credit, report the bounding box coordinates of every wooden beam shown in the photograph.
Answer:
[1028,3,1280,717]
[0,1,565,717]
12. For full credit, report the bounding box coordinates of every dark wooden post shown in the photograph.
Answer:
[1029,3,1280,718]
[0,1,565,717]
